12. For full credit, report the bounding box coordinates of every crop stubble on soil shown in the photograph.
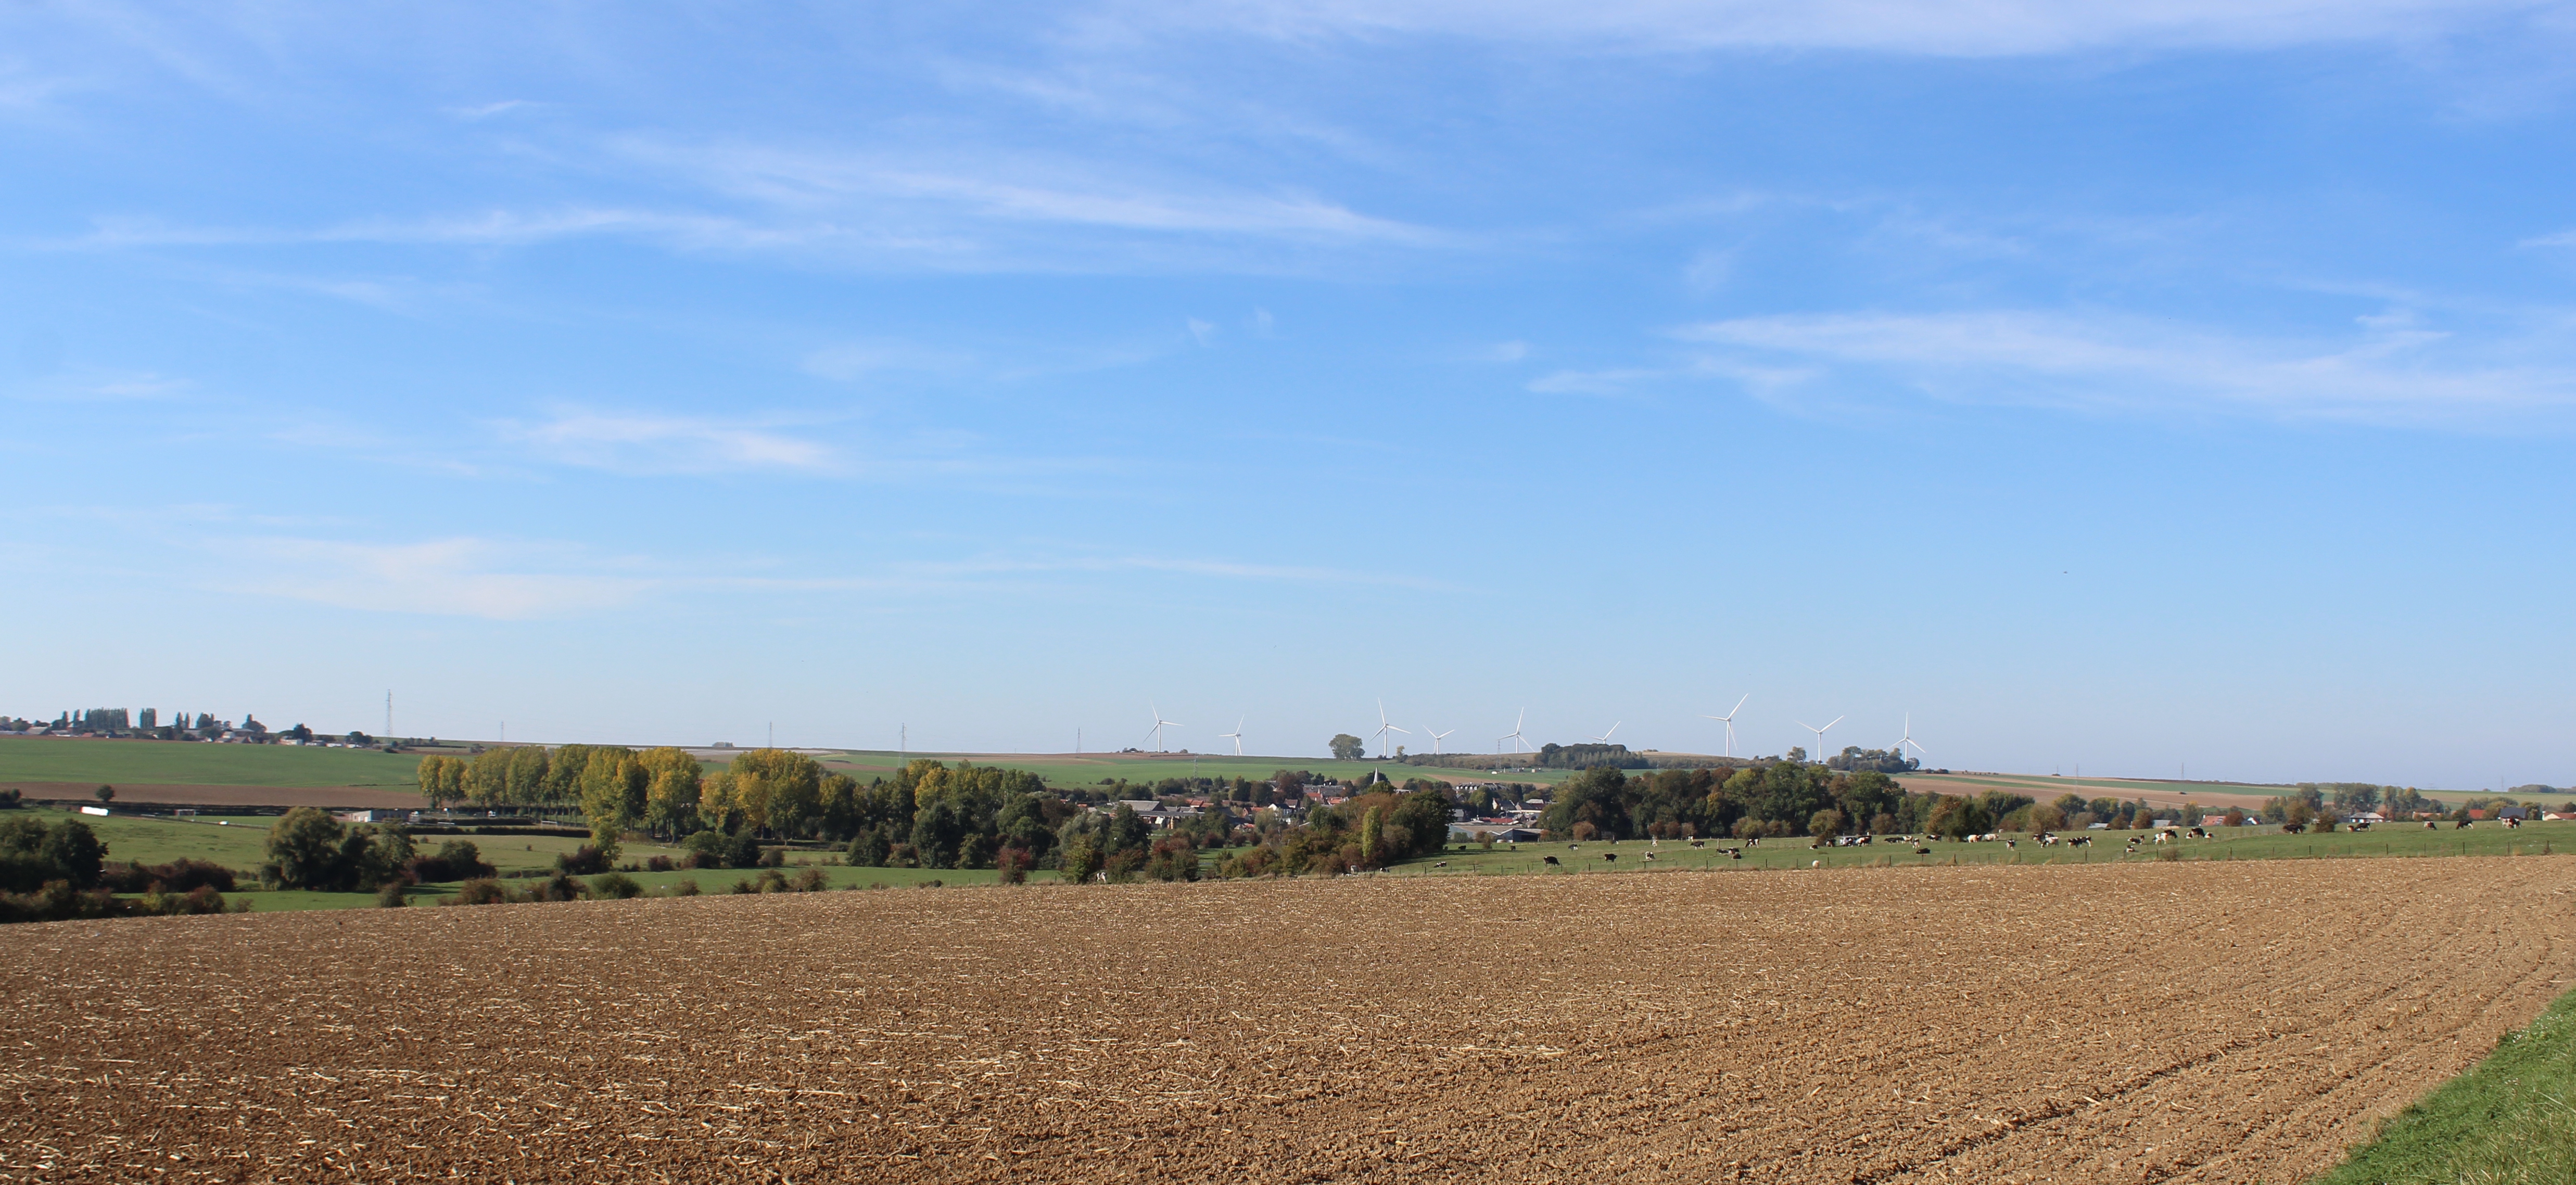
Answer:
[6,860,2574,1184]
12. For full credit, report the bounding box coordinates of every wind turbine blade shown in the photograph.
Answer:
[1825,716,1844,729]
[1730,693,1749,717]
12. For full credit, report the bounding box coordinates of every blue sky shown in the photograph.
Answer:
[5,1,2575,788]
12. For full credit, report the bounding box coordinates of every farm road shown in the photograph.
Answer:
[5,859,2573,1183]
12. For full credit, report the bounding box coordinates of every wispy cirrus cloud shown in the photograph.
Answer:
[199,533,1438,621]
[497,410,839,475]
[1141,0,2562,56]
[218,537,652,620]
[608,137,1445,245]
[1677,309,2576,425]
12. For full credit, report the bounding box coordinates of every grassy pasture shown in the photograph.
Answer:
[1384,819,2574,876]
[793,748,1569,788]
[2314,980,2576,1183]
[0,736,420,789]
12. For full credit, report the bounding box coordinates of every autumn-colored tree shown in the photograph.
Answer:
[727,748,823,836]
[576,748,647,861]
[639,747,703,837]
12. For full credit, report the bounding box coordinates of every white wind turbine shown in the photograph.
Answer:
[1220,717,1246,756]
[1702,693,1749,758]
[1794,715,1844,764]
[1147,704,1181,753]
[1426,725,1455,755]
[1374,699,1410,759]
[1589,721,1621,745]
[1895,713,1930,763]
[1498,709,1533,755]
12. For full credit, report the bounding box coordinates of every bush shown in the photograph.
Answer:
[1,816,108,893]
[0,879,244,924]
[144,884,240,916]
[645,855,676,872]
[0,880,129,923]
[1144,837,1201,882]
[756,846,785,869]
[587,872,643,899]
[406,839,494,884]
[995,846,1032,885]
[682,830,762,870]
[556,845,609,875]
[262,808,412,891]
[376,880,410,908]
[528,870,584,902]
[788,868,830,893]
[668,877,700,897]
[101,857,238,895]
[447,878,514,906]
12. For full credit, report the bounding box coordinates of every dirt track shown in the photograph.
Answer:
[6,859,2574,1183]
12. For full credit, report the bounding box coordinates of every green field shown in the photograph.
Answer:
[797,748,1576,788]
[2314,981,2576,1183]
[0,737,421,789]
[1392,819,2570,876]
[0,737,1551,800]
[21,804,1034,911]
[1903,770,2294,802]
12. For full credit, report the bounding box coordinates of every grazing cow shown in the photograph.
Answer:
[1432,861,1448,869]
[1913,846,1931,855]
[2458,819,2472,830]
[1602,852,1618,862]
[1730,849,1744,861]
[1543,856,1560,866]
[2005,839,2017,849]
[2187,826,2207,839]
[1569,843,1581,849]
[2351,822,2372,832]
[1644,852,1658,861]
[2069,836,2092,847]
[2507,818,2523,830]
[1690,838,1707,848]
[2428,821,2441,830]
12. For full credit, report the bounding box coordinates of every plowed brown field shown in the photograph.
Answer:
[7,859,2574,1183]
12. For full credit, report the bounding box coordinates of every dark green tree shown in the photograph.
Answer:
[1329,733,1365,761]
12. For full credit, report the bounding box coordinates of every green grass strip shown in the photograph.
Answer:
[2311,985,2576,1184]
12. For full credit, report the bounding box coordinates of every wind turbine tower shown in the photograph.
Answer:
[1147,704,1181,753]
[1895,713,1930,763]
[1426,725,1455,755]
[1702,693,1748,758]
[1373,699,1410,759]
[1220,717,1246,756]
[1497,709,1533,755]
[1794,715,1844,764]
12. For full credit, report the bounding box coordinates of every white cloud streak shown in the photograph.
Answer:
[1678,309,2576,425]
[1146,0,2561,56]
[204,534,1435,621]
[499,411,838,475]
[220,537,651,620]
